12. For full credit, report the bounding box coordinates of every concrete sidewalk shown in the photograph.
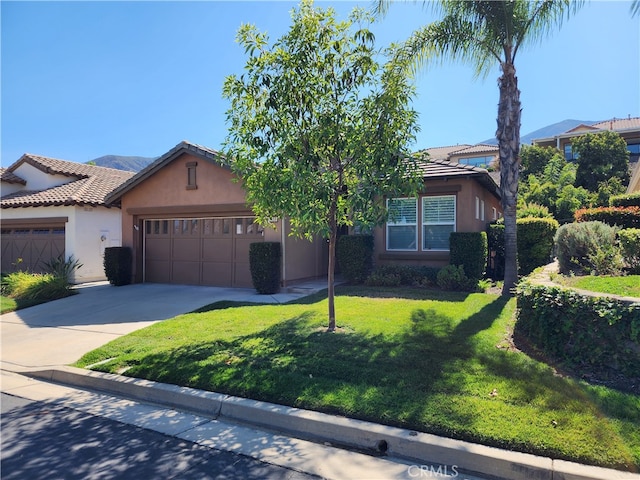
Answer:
[2,281,638,480]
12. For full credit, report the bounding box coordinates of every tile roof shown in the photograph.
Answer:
[590,117,640,131]
[450,144,499,155]
[418,144,472,161]
[1,154,135,209]
[106,140,226,203]
[0,167,26,185]
[415,157,501,197]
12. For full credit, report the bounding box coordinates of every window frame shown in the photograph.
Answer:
[386,197,418,251]
[421,195,456,251]
[186,161,198,190]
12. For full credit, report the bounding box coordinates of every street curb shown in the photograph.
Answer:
[22,366,640,480]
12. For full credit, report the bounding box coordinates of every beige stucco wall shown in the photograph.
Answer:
[373,177,502,269]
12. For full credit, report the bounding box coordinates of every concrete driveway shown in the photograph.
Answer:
[1,281,315,372]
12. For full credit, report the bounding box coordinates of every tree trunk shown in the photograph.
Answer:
[496,61,521,296]
[327,203,337,332]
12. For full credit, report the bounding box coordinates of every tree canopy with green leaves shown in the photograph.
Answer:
[573,130,630,192]
[377,0,583,295]
[223,0,422,330]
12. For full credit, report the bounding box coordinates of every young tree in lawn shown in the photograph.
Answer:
[377,0,582,295]
[223,0,422,331]
[572,130,630,192]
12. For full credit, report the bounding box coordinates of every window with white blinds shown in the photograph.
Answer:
[422,195,456,250]
[386,198,417,251]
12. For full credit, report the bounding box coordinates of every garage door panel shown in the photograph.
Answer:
[172,238,200,261]
[172,261,201,285]
[201,261,233,286]
[202,238,233,262]
[146,238,171,261]
[144,217,262,288]
[0,228,65,274]
[146,260,171,283]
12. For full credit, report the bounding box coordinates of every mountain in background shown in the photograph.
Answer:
[479,119,598,146]
[88,155,157,172]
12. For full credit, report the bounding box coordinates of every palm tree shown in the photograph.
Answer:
[377,0,583,295]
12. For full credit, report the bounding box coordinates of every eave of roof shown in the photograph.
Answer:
[105,141,227,203]
[416,158,501,199]
[0,167,26,185]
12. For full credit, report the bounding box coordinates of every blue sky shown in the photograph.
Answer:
[1,1,638,167]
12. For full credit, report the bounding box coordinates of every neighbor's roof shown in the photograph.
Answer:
[105,140,226,203]
[591,117,640,131]
[415,157,500,198]
[0,167,26,185]
[1,154,135,208]
[450,143,499,156]
[418,144,472,161]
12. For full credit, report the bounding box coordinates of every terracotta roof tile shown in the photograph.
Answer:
[451,144,499,155]
[0,167,26,185]
[590,117,640,131]
[1,154,134,208]
[418,144,472,161]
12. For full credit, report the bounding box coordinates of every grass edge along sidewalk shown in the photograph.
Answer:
[74,286,640,473]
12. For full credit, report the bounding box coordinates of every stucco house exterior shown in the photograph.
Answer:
[105,141,327,288]
[106,141,502,288]
[1,154,134,282]
[372,158,502,270]
[532,116,640,193]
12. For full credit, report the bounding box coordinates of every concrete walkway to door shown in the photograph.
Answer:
[1,280,326,373]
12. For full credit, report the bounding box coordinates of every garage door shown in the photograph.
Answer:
[1,227,65,274]
[144,217,264,287]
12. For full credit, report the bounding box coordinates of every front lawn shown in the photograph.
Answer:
[558,274,640,298]
[75,287,640,471]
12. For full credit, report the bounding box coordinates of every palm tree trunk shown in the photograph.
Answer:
[496,61,521,296]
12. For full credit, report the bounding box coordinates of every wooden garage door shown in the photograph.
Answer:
[144,217,263,287]
[1,227,65,274]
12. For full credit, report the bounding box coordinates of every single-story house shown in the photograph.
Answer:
[532,116,640,193]
[106,141,502,288]
[373,158,502,269]
[1,154,135,282]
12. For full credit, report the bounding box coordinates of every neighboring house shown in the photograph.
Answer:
[106,141,503,288]
[532,116,640,193]
[420,143,500,169]
[1,154,134,282]
[373,158,502,270]
[105,141,327,288]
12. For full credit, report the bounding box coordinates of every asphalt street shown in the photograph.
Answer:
[1,392,317,480]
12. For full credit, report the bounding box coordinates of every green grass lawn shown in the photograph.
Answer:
[75,287,640,471]
[559,275,640,298]
[1,295,17,314]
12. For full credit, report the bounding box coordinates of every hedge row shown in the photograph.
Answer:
[515,281,640,377]
[449,232,487,281]
[575,206,640,229]
[610,192,640,207]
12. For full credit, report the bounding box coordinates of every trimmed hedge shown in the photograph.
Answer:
[516,217,559,275]
[336,235,373,284]
[486,217,558,277]
[365,264,439,287]
[449,232,487,281]
[103,247,132,286]
[249,242,281,294]
[516,281,640,377]
[610,192,640,207]
[575,206,640,229]
[619,228,640,274]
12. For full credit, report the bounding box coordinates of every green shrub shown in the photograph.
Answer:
[436,265,475,291]
[610,192,640,207]
[364,264,439,287]
[336,235,373,284]
[43,254,83,282]
[517,217,559,275]
[104,247,133,286]
[516,281,640,378]
[554,221,619,275]
[517,202,553,219]
[1,271,72,301]
[575,206,640,229]
[449,232,487,281]
[249,242,281,294]
[486,223,505,280]
[619,228,640,274]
